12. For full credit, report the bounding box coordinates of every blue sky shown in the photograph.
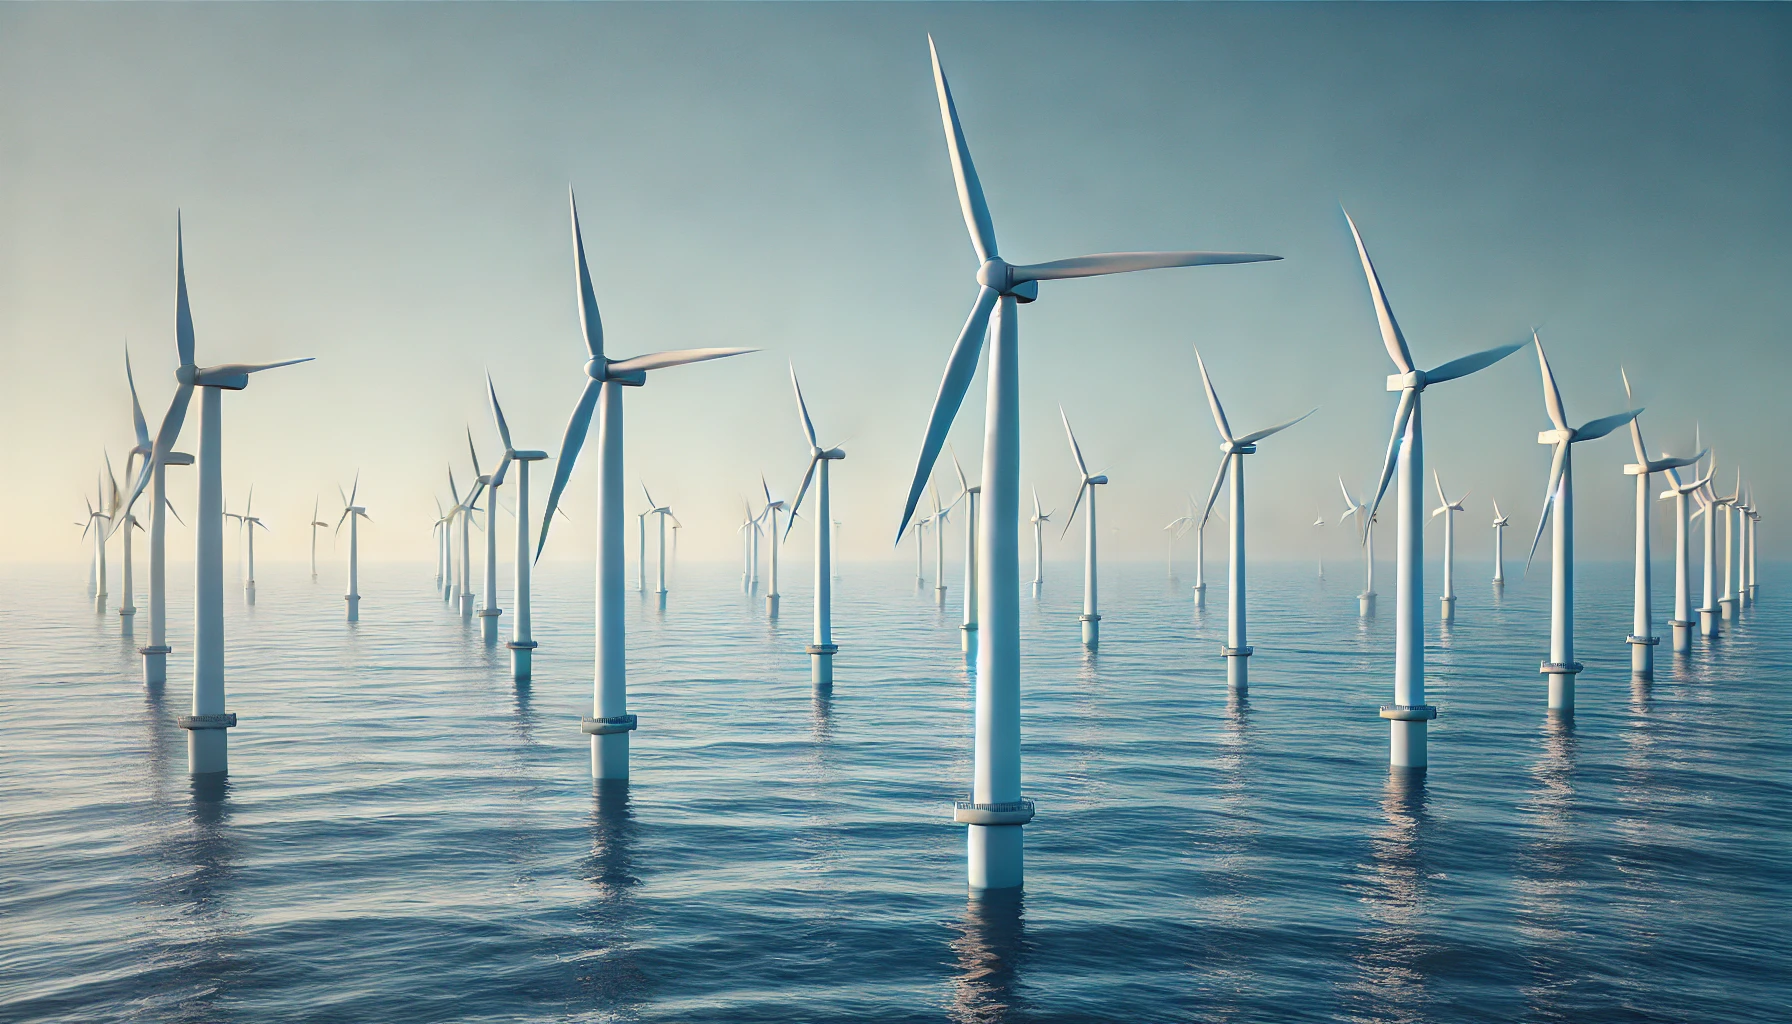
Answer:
[3,2,1787,566]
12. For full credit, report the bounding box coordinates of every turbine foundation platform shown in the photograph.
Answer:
[1439,595,1456,622]
[508,639,537,681]
[1699,607,1720,638]
[179,712,237,775]
[1627,634,1659,679]
[1719,597,1736,621]
[140,646,171,687]
[961,624,977,656]
[1080,613,1100,651]
[934,585,948,607]
[966,822,1024,892]
[1359,592,1377,617]
[1669,619,1693,653]
[1382,705,1436,768]
[765,593,779,617]
[807,644,837,686]
[1222,645,1252,693]
[345,594,360,622]
[584,714,638,782]
[1541,661,1582,713]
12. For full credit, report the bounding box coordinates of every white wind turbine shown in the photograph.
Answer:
[468,430,500,630]
[121,217,312,775]
[225,488,267,601]
[1060,409,1110,652]
[487,376,549,681]
[1191,489,1219,609]
[1029,489,1052,594]
[913,511,930,590]
[1491,500,1509,585]
[1429,471,1467,622]
[1348,211,1525,770]
[739,500,760,593]
[896,37,1279,893]
[1194,348,1315,694]
[1165,510,1193,580]
[785,365,846,685]
[309,498,330,581]
[440,469,463,605]
[1524,333,1641,716]
[433,497,446,592]
[123,354,192,685]
[535,189,754,782]
[929,484,955,607]
[1691,466,1725,639]
[451,465,484,617]
[103,453,142,633]
[1619,368,1703,678]
[88,470,111,602]
[950,450,981,655]
[642,484,680,605]
[1661,458,1714,653]
[1718,470,1743,622]
[760,478,788,618]
[1338,477,1378,617]
[337,474,369,622]
[1313,512,1326,580]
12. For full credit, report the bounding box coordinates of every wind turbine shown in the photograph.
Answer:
[88,472,111,602]
[1619,368,1704,677]
[1735,487,1752,609]
[1194,348,1315,693]
[1312,512,1326,579]
[337,474,368,622]
[468,430,500,632]
[1491,500,1509,585]
[786,365,846,685]
[642,484,679,605]
[1718,469,1743,622]
[896,38,1279,892]
[1060,409,1110,652]
[1524,333,1641,716]
[761,478,788,617]
[636,497,650,596]
[739,500,759,593]
[913,512,929,590]
[1164,510,1192,580]
[226,488,266,601]
[124,355,193,685]
[535,189,754,782]
[121,217,312,775]
[309,498,330,581]
[488,376,548,681]
[1191,490,1218,609]
[433,497,446,591]
[950,449,980,656]
[1347,211,1523,768]
[929,484,955,607]
[1029,489,1052,594]
[1429,471,1467,622]
[1661,458,1714,653]
[1338,478,1378,617]
[832,519,842,580]
[440,469,463,604]
[1747,503,1760,602]
[1691,466,1724,639]
[102,454,134,627]
[452,464,484,617]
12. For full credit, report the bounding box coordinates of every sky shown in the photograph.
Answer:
[3,2,1788,570]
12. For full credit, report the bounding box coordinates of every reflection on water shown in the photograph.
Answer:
[811,685,834,745]
[948,889,1028,1024]
[1346,769,1434,1024]
[511,681,538,746]
[1517,716,1581,1021]
[576,781,647,1009]
[138,776,247,1023]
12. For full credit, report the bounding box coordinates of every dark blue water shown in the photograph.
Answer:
[3,558,1787,1022]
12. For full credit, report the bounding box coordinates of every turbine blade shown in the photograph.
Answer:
[1342,209,1414,375]
[1062,482,1088,539]
[929,37,998,263]
[1424,340,1525,385]
[1368,389,1417,519]
[570,188,604,361]
[349,471,359,508]
[175,216,195,368]
[536,379,602,562]
[125,346,151,450]
[950,446,970,495]
[122,381,194,520]
[1231,407,1317,447]
[1621,367,1650,465]
[1011,250,1281,283]
[1573,409,1643,443]
[1060,407,1090,480]
[1199,458,1230,526]
[492,453,513,487]
[896,286,998,542]
[1526,442,1570,570]
[1534,333,1570,432]
[467,427,482,479]
[790,364,819,449]
[605,347,757,375]
[787,456,820,540]
[1192,347,1233,442]
[487,373,513,451]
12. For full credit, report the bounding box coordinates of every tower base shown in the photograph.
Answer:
[508,639,537,681]
[1359,591,1377,617]
[961,623,977,656]
[140,645,170,687]
[346,594,361,623]
[1381,704,1437,768]
[1719,597,1736,621]
[1223,645,1252,694]
[1439,594,1456,622]
[808,644,837,686]
[1192,582,1206,610]
[1669,619,1693,654]
[1541,662,1581,714]
[1080,613,1100,651]
[1699,607,1720,638]
[179,712,237,775]
[460,594,475,617]
[766,593,779,617]
[935,585,948,607]
[583,714,638,781]
[1627,634,1659,679]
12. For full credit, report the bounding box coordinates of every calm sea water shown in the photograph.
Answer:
[2,554,1787,1023]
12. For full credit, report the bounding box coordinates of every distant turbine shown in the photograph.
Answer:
[1194,348,1315,694]
[1312,512,1326,579]
[913,513,929,589]
[642,483,679,605]
[1338,477,1377,616]
[1164,510,1193,580]
[761,477,788,617]
[950,450,980,656]
[1619,368,1703,677]
[337,474,369,622]
[1524,333,1642,716]
[1717,469,1743,622]
[1691,465,1724,639]
[87,471,110,601]
[469,427,504,641]
[441,467,464,605]
[929,484,955,607]
[1029,489,1052,593]
[832,519,842,580]
[1490,499,1509,585]
[1191,490,1215,609]
[785,365,846,685]
[1660,458,1714,653]
[121,217,312,775]
[536,189,754,781]
[636,498,650,596]
[1060,409,1109,652]
[488,376,548,681]
[450,465,484,617]
[124,352,192,685]
[224,488,266,601]
[739,500,759,593]
[432,497,446,591]
[1429,471,1468,622]
[102,454,134,627]
[896,37,1279,893]
[1348,210,1523,769]
[310,497,330,581]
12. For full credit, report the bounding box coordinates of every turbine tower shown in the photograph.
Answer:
[122,217,311,775]
[536,189,754,781]
[1524,333,1641,717]
[1430,472,1468,622]
[929,484,954,607]
[1619,369,1704,678]
[337,474,368,622]
[451,466,483,617]
[786,365,846,686]
[470,428,504,640]
[124,358,192,685]
[951,450,980,656]
[488,376,548,681]
[1661,459,1713,654]
[896,38,1278,892]
[1347,210,1522,769]
[642,484,679,605]
[1313,512,1326,579]
[1061,409,1110,652]
[1029,489,1052,594]
[761,478,787,617]
[226,489,266,602]
[1491,500,1509,586]
[1339,478,1378,616]
[1192,491,1216,609]
[87,475,110,603]
[1194,348,1314,694]
[1692,468,1724,639]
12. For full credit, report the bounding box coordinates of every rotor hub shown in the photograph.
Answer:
[583,357,606,381]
